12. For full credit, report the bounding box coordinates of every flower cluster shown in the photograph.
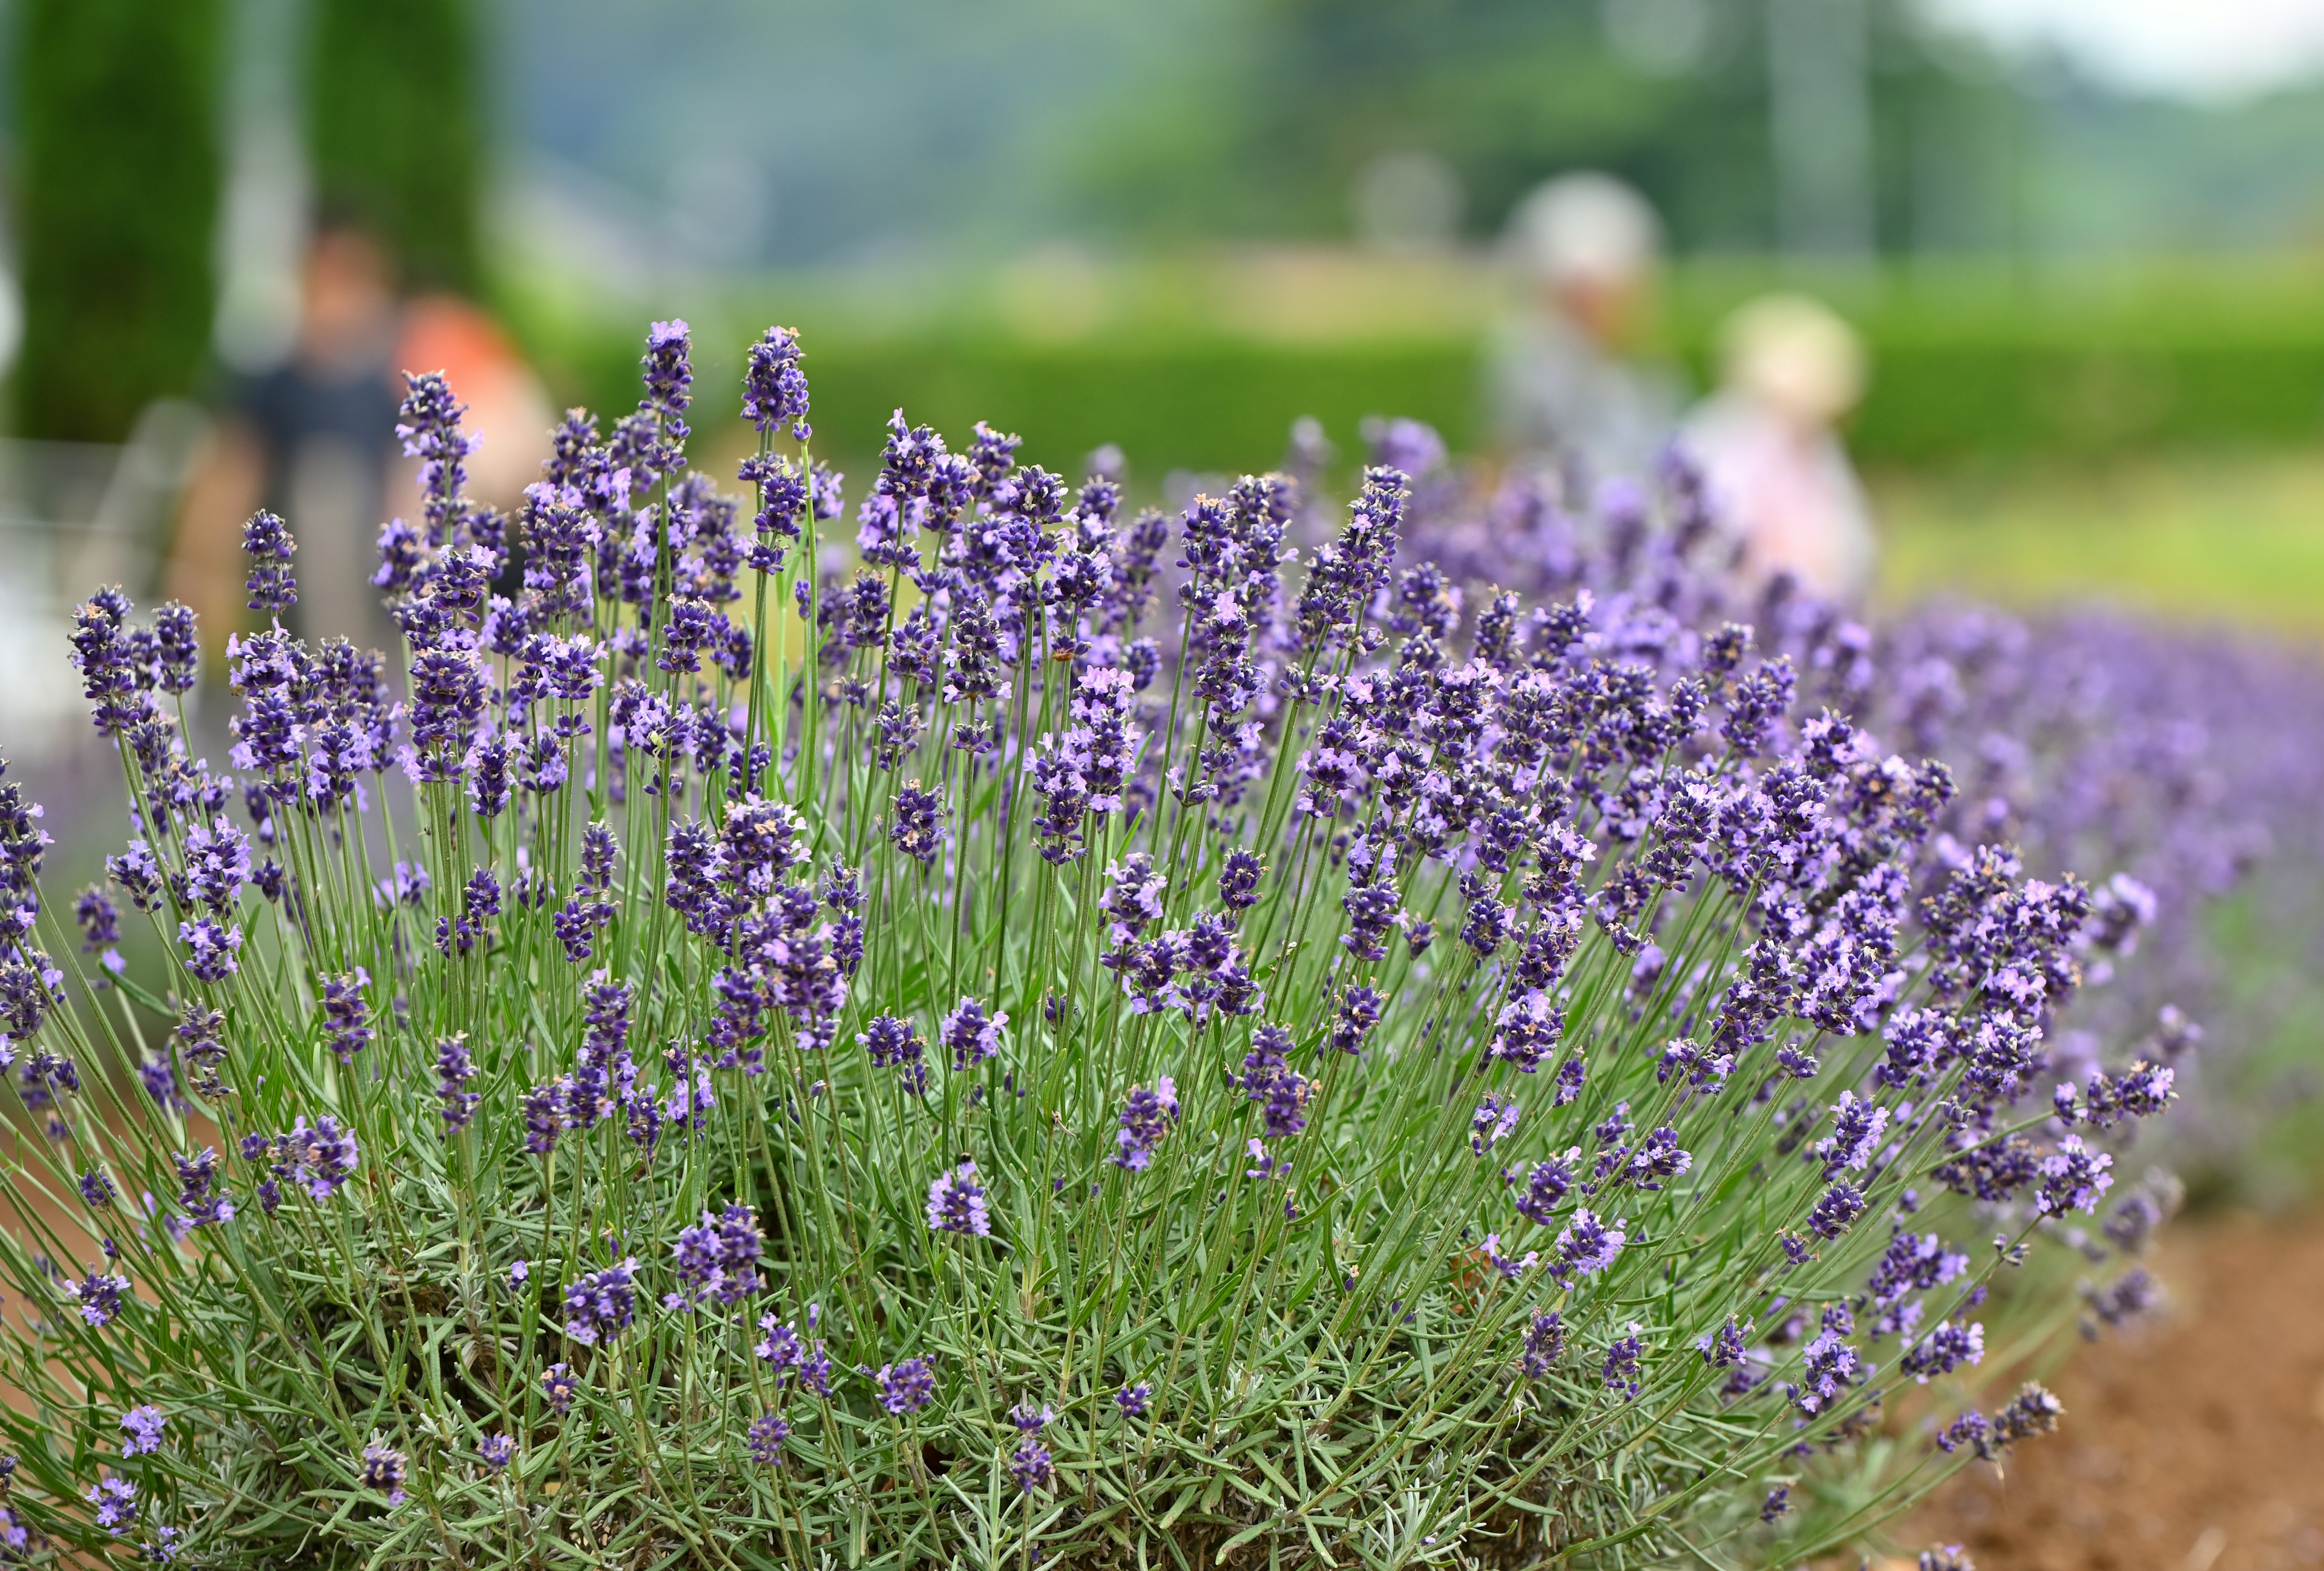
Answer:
[0,326,2218,1569]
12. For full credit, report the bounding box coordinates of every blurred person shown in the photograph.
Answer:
[168,212,403,654]
[1489,171,1685,491]
[392,295,553,516]
[167,216,551,659]
[1681,292,1875,603]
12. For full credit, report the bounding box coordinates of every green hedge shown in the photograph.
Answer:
[506,274,2324,478]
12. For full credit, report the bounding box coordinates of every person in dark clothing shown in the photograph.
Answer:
[168,218,401,654]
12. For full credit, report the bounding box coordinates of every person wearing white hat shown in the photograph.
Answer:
[1489,171,1686,490]
[1680,292,1877,603]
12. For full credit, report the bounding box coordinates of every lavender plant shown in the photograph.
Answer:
[0,324,2187,1568]
[1388,433,2324,1199]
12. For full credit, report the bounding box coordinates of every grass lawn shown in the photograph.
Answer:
[1869,450,2324,636]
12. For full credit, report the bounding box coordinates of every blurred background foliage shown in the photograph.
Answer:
[15,0,2324,472]
[305,0,483,297]
[10,0,224,443]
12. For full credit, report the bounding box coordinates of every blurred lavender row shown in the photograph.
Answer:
[1363,419,2324,1202]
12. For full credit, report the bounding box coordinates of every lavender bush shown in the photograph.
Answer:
[1388,433,2324,1202]
[0,325,2193,1568]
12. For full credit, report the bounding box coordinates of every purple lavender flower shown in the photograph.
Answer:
[152,600,198,693]
[177,918,242,982]
[275,1116,358,1200]
[1115,1382,1152,1417]
[2085,1266,2161,1328]
[1010,1438,1054,1494]
[1114,1078,1180,1171]
[741,325,810,438]
[79,1167,117,1208]
[1814,1091,1889,1179]
[1518,1311,1566,1378]
[1470,1095,1521,1156]
[562,1259,640,1345]
[1902,1320,1985,1381]
[139,1055,188,1115]
[74,885,123,977]
[435,1036,479,1130]
[1328,985,1384,1055]
[874,1357,935,1415]
[1697,1319,1748,1369]
[541,1363,578,1415]
[1552,1208,1626,1279]
[1934,1409,1990,1457]
[321,969,371,1063]
[1481,1233,1538,1279]
[1217,848,1264,912]
[407,648,488,768]
[1788,1329,1860,1414]
[88,1476,137,1533]
[927,1161,991,1237]
[70,1268,129,1326]
[1601,1331,1644,1398]
[1340,881,1399,961]
[1918,1547,1974,1571]
[1552,1053,1587,1106]
[755,1314,803,1373]
[1620,1125,1693,1190]
[359,1443,407,1506]
[1807,1182,1866,1241]
[643,318,693,428]
[172,1147,233,1228]
[396,371,476,545]
[1489,990,1564,1073]
[1240,1025,1311,1138]
[859,1015,928,1095]
[119,1405,165,1456]
[521,1078,568,1154]
[478,1433,514,1472]
[109,841,162,912]
[241,510,296,613]
[890,781,943,865]
[940,996,1006,1070]
[2034,1136,2114,1217]
[746,1413,791,1466]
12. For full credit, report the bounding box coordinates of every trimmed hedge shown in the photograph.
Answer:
[506,270,2324,476]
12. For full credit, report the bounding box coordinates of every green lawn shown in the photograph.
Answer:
[1871,451,2324,636]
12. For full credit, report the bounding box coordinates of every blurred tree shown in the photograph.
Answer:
[12,0,226,442]
[307,0,483,294]
[1072,0,2014,255]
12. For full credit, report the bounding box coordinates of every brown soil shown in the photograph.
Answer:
[1905,1213,2324,1571]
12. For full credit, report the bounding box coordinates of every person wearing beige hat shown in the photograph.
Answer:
[1680,292,1876,602]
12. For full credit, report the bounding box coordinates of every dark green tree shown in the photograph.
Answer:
[13,0,226,442]
[306,0,484,294]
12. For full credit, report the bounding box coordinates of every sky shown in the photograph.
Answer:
[1928,0,2324,101]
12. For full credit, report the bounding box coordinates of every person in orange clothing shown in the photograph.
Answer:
[391,292,552,520]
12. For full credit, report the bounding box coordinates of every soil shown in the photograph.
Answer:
[1900,1212,2324,1571]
